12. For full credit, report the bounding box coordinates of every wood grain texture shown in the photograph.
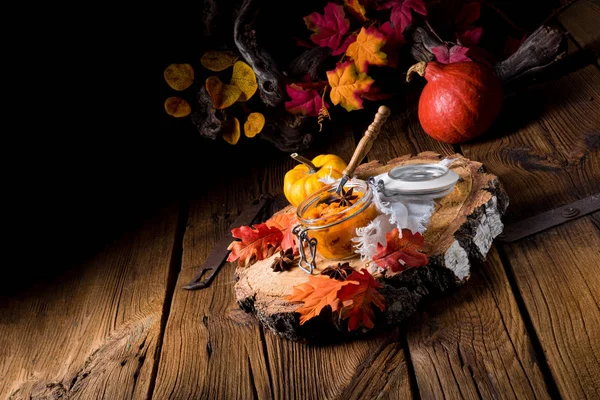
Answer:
[407,247,551,399]
[461,64,600,224]
[151,173,275,399]
[366,103,553,399]
[0,205,180,399]
[461,63,600,399]
[504,217,600,399]
[558,0,600,61]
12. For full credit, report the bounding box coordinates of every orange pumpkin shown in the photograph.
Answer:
[284,154,347,207]
[407,61,503,144]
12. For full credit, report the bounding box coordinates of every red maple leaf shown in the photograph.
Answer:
[338,269,386,331]
[372,228,428,272]
[266,212,298,253]
[227,223,283,267]
[333,33,357,56]
[431,45,471,64]
[304,3,350,51]
[457,26,483,46]
[296,75,328,91]
[379,21,406,67]
[378,0,427,33]
[285,83,329,117]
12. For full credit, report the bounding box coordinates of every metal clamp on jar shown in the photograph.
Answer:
[293,179,379,274]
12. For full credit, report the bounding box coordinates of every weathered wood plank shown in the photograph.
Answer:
[558,0,600,61]
[504,217,600,399]
[462,64,600,223]
[0,205,180,399]
[461,64,600,399]
[367,92,553,399]
[407,247,551,399]
[151,173,274,399]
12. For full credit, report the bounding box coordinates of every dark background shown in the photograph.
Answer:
[6,0,555,290]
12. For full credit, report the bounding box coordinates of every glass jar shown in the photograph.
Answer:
[293,179,379,273]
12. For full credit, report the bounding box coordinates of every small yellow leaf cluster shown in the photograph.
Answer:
[163,52,265,145]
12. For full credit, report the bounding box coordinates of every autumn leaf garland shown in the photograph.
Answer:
[286,0,426,116]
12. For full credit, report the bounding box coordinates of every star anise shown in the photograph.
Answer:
[271,248,295,272]
[336,187,358,207]
[321,262,355,281]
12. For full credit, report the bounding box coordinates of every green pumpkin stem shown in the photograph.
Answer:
[291,153,318,173]
[406,62,427,82]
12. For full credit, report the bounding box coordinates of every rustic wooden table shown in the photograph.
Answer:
[2,6,600,399]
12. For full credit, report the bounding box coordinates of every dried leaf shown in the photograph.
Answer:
[285,84,329,117]
[431,45,471,64]
[345,27,387,73]
[372,228,428,272]
[164,63,194,91]
[332,33,357,56]
[380,21,406,67]
[457,27,483,46]
[344,0,368,22]
[296,75,328,91]
[304,2,350,51]
[222,117,241,145]
[286,275,352,325]
[327,61,374,111]
[164,96,191,118]
[379,0,427,33]
[227,222,283,267]
[205,76,242,109]
[230,61,258,101]
[266,212,298,253]
[201,50,238,71]
[338,269,385,331]
[244,112,265,138]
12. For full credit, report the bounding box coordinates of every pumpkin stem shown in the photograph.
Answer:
[291,153,318,173]
[406,62,427,82]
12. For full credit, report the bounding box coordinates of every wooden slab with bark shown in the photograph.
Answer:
[235,152,508,341]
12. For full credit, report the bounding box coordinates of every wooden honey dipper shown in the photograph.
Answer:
[335,105,392,195]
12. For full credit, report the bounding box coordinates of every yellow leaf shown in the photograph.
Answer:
[205,76,242,109]
[164,63,194,91]
[244,112,265,138]
[164,96,191,118]
[345,27,387,73]
[201,51,239,71]
[327,61,374,111]
[223,117,241,145]
[230,61,258,101]
[344,0,368,22]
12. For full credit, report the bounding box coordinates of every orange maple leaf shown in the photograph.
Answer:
[227,223,283,267]
[286,276,354,325]
[372,228,428,272]
[266,212,298,253]
[327,61,374,111]
[338,269,386,331]
[344,0,368,22]
[345,27,387,73]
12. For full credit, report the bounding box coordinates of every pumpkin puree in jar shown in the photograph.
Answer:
[303,192,378,259]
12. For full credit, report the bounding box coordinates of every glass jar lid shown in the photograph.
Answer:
[377,163,459,197]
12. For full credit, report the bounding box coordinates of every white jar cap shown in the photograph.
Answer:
[377,163,459,198]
